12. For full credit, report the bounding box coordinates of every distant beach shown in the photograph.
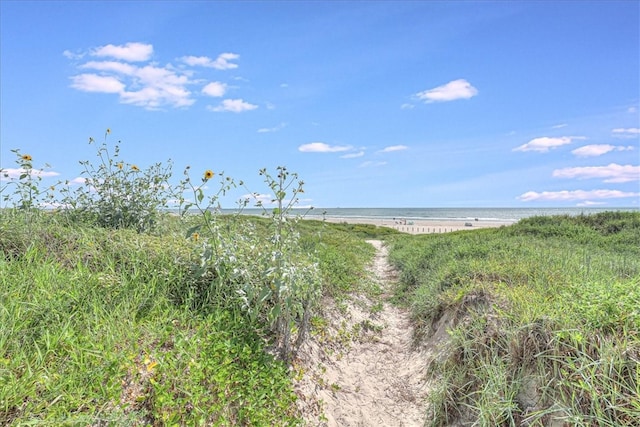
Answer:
[297,207,639,235]
[222,207,639,235]
[320,215,514,234]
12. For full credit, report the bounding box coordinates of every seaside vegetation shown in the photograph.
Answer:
[388,211,640,426]
[2,130,639,425]
[0,133,376,425]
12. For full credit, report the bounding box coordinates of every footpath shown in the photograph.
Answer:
[295,240,430,426]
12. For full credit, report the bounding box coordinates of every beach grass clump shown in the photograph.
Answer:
[388,211,640,426]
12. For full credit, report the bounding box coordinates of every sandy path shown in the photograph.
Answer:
[295,240,430,426]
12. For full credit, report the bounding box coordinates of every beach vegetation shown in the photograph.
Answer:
[0,130,374,424]
[57,132,175,233]
[3,129,639,425]
[388,211,640,426]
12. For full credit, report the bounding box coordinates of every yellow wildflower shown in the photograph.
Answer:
[131,165,139,172]
[192,232,199,242]
[117,162,123,170]
[106,128,111,134]
[21,154,32,161]
[204,170,214,180]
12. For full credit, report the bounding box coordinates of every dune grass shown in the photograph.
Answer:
[0,210,375,425]
[388,211,640,426]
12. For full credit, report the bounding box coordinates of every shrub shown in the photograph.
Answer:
[59,130,174,233]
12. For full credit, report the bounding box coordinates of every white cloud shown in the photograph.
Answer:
[612,128,640,138]
[70,74,126,93]
[401,103,415,110]
[68,177,89,185]
[298,142,352,153]
[71,58,196,109]
[571,144,635,157]
[552,123,568,129]
[257,122,286,133]
[518,189,639,202]
[67,43,249,110]
[340,151,365,159]
[359,161,387,168]
[202,82,227,97]
[180,53,239,70]
[0,168,60,180]
[414,79,478,103]
[513,136,584,153]
[208,99,258,113]
[379,145,408,153]
[81,60,137,75]
[92,42,153,62]
[552,164,640,183]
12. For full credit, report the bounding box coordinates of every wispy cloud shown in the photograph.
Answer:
[240,193,273,206]
[298,142,352,153]
[611,127,640,138]
[518,189,639,202]
[378,145,408,153]
[208,99,258,113]
[414,79,478,103]
[552,164,640,183]
[552,123,568,129]
[340,151,365,159]
[571,144,635,157]
[67,43,250,110]
[576,200,607,207]
[180,53,239,70]
[513,136,584,153]
[258,122,287,133]
[359,161,387,168]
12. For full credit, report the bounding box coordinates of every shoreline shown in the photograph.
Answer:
[317,216,517,234]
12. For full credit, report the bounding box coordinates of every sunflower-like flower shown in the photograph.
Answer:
[131,165,140,172]
[204,170,214,180]
[117,162,124,170]
[192,232,199,242]
[21,154,32,161]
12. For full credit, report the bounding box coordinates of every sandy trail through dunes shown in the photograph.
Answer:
[295,240,430,426]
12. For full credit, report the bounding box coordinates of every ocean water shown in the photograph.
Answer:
[232,207,639,223]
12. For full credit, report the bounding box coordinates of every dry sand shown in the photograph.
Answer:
[295,240,431,426]
[322,216,516,234]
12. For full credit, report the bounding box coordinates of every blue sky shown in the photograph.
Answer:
[1,1,638,208]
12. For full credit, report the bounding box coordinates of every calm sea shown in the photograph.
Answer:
[234,207,639,223]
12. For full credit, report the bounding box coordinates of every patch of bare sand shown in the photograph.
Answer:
[294,240,431,426]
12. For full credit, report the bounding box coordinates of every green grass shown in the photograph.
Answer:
[388,211,640,426]
[0,210,373,425]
